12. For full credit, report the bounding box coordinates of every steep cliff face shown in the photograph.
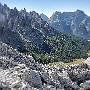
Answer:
[0,3,26,52]
[0,4,54,52]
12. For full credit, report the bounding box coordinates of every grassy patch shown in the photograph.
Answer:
[65,58,85,65]
[49,58,85,66]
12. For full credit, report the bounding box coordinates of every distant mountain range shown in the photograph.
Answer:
[40,10,90,39]
[0,3,90,63]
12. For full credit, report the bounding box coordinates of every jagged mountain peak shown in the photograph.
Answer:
[40,13,48,18]
[76,9,86,15]
[54,11,61,14]
[0,3,9,10]
[40,13,49,22]
[14,7,18,11]
[23,8,26,12]
[50,11,61,18]
[40,13,46,15]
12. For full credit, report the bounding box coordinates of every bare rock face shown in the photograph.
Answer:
[67,64,90,85]
[0,61,43,90]
[22,70,42,88]
[0,81,11,90]
[80,80,90,90]
[0,4,26,52]
[84,57,90,69]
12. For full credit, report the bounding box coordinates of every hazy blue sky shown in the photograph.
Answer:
[0,0,90,17]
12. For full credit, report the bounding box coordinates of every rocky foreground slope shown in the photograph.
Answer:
[0,41,90,90]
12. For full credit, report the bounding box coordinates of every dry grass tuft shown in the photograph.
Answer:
[49,58,85,66]
[65,58,85,65]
